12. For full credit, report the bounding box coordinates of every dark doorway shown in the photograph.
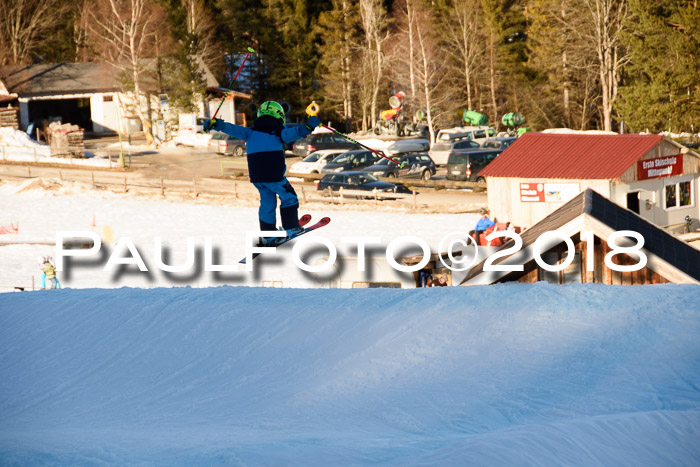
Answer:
[28,98,92,131]
[626,192,640,214]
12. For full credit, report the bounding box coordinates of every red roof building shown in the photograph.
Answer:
[481,132,700,232]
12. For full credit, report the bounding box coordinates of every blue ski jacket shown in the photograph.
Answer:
[475,217,495,231]
[213,117,312,183]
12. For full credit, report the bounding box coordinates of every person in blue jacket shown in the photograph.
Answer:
[470,212,495,246]
[205,101,321,245]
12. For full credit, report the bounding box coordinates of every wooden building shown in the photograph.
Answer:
[461,189,700,286]
[0,61,245,135]
[482,133,700,234]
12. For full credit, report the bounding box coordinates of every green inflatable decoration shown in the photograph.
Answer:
[517,127,532,136]
[462,110,488,126]
[502,112,526,127]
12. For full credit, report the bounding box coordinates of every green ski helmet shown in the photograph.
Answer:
[257,101,286,125]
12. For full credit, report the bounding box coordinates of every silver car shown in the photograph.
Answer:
[211,133,246,156]
[288,149,347,175]
[429,139,481,165]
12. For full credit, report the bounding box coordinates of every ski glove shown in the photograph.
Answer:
[305,116,321,131]
[203,118,220,133]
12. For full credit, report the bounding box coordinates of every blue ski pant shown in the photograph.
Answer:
[253,179,299,229]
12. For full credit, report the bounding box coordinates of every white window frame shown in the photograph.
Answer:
[663,177,695,211]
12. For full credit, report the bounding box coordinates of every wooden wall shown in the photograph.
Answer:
[511,234,669,285]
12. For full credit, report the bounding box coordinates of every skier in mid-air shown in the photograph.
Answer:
[205,101,321,245]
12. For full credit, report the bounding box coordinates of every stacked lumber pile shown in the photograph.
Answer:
[0,108,19,129]
[48,122,85,157]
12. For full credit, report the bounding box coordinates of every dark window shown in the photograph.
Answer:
[627,192,640,214]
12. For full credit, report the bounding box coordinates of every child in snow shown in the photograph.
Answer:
[205,101,321,244]
[38,256,61,290]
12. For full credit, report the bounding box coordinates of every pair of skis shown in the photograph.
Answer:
[239,214,330,264]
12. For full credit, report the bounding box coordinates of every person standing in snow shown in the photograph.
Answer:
[470,212,495,246]
[38,256,61,290]
[205,101,321,244]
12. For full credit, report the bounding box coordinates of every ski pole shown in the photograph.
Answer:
[209,45,255,124]
[306,102,399,165]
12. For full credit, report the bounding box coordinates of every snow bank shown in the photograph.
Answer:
[0,283,699,465]
[0,128,116,168]
[0,180,481,291]
[0,127,43,148]
[167,132,212,148]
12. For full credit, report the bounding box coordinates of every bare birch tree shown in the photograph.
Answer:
[527,0,612,130]
[390,2,453,140]
[439,0,485,111]
[584,0,629,131]
[358,0,390,131]
[0,0,70,65]
[182,0,223,75]
[88,0,167,140]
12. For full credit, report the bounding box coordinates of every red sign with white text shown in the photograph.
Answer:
[520,183,545,202]
[638,155,683,180]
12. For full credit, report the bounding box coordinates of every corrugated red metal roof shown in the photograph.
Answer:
[480,133,665,179]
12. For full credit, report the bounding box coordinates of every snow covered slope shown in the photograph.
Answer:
[1,283,699,465]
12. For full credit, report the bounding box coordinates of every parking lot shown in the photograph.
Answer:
[76,133,487,211]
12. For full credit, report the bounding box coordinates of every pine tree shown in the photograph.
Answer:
[266,0,321,123]
[525,0,600,130]
[480,0,529,129]
[316,0,362,131]
[617,0,700,134]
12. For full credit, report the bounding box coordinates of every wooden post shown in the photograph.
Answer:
[28,166,31,178]
[124,176,128,193]
[374,188,378,206]
[160,176,164,196]
[193,178,198,197]
[301,185,307,203]
[2,144,5,160]
[91,172,95,188]
[233,182,237,198]
[34,147,37,163]
[59,170,63,181]
[339,187,344,205]
[412,190,417,209]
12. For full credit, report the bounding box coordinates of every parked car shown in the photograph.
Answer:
[362,153,436,180]
[292,131,359,157]
[445,148,504,182]
[208,132,227,151]
[214,133,246,156]
[384,139,431,156]
[316,171,412,195]
[436,126,497,146]
[320,149,382,174]
[287,149,347,175]
[429,139,481,165]
[481,136,517,150]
